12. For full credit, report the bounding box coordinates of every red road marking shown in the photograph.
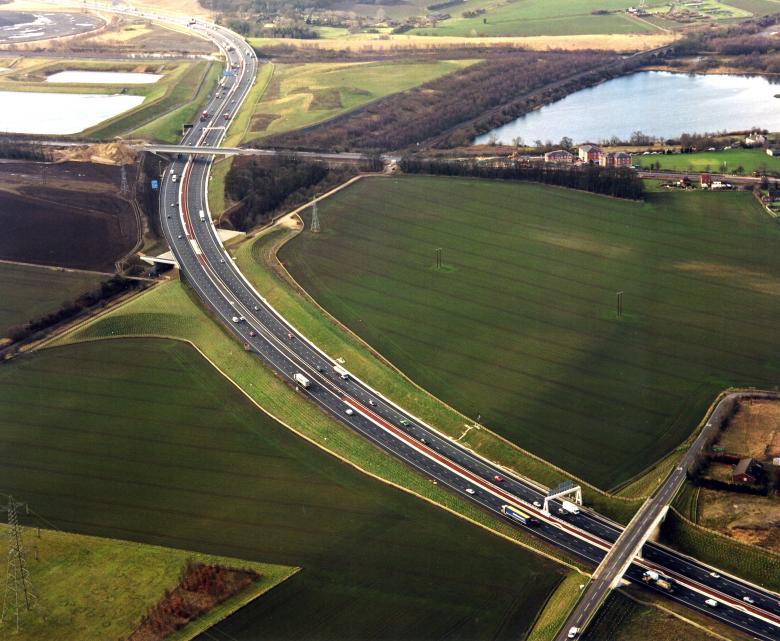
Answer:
[180,165,194,239]
[343,395,610,551]
[344,395,780,627]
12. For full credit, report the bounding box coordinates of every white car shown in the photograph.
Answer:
[705,598,718,608]
[533,500,542,508]
[345,408,354,416]
[709,572,721,579]
[743,596,755,604]
[567,627,580,639]
[465,488,475,495]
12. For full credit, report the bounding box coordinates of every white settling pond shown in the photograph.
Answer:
[0,91,144,134]
[46,70,162,84]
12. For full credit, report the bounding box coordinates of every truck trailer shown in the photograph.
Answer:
[642,570,673,592]
[293,373,311,388]
[561,500,580,515]
[500,504,539,526]
[333,365,349,380]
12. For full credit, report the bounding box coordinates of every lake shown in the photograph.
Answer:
[0,91,144,134]
[46,70,162,84]
[475,71,780,145]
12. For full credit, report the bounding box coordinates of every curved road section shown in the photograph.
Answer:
[146,18,780,641]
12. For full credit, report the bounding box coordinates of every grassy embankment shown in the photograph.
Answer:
[0,59,182,98]
[242,59,476,143]
[634,148,780,175]
[0,262,104,336]
[0,57,220,141]
[412,0,667,38]
[277,176,780,491]
[0,523,295,641]
[582,590,743,641]
[0,337,569,639]
[91,61,221,141]
[526,572,586,641]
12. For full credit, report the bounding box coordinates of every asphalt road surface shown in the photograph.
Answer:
[0,11,103,44]
[125,11,780,640]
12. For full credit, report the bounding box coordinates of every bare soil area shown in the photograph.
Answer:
[696,400,780,553]
[720,399,780,459]
[698,489,780,553]
[0,160,139,271]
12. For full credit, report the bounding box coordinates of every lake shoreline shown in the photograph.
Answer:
[475,70,780,146]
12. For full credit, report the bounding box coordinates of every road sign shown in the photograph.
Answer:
[151,179,159,190]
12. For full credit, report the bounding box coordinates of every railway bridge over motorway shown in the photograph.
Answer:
[142,143,373,163]
[76,4,780,639]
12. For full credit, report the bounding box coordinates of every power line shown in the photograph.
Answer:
[1,496,36,632]
[120,164,129,196]
[310,199,321,233]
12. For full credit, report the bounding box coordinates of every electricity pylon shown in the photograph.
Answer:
[1,496,36,632]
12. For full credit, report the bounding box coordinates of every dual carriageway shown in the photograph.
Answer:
[148,16,780,641]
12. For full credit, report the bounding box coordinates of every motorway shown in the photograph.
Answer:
[146,19,780,641]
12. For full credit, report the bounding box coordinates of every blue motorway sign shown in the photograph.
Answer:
[151,179,159,190]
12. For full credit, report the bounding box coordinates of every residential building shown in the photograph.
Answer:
[544,149,574,164]
[598,151,632,168]
[746,133,767,146]
[578,144,601,163]
[732,458,763,484]
[766,147,780,157]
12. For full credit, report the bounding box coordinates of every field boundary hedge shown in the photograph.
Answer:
[52,331,583,573]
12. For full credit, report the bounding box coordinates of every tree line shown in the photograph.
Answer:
[224,155,363,230]
[4,276,145,345]
[0,139,53,162]
[398,157,646,200]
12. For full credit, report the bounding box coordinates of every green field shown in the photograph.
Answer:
[244,60,475,142]
[279,176,780,490]
[0,338,564,639]
[0,523,294,641]
[0,262,104,337]
[633,148,780,176]
[411,0,666,37]
[722,0,780,14]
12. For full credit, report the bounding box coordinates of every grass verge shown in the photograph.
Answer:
[527,571,587,641]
